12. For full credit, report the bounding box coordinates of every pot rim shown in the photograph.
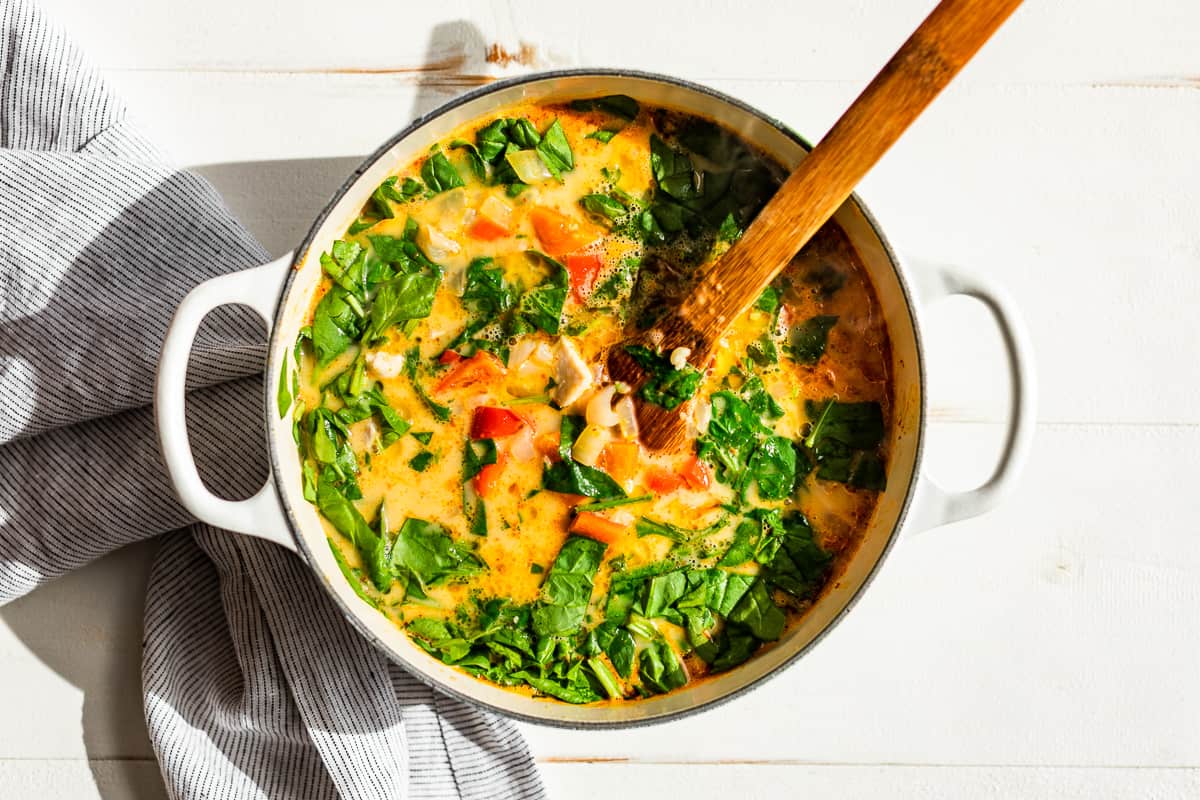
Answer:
[264,68,927,728]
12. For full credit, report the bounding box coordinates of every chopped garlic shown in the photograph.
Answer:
[669,346,692,370]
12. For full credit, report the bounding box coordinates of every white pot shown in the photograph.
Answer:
[155,70,1036,727]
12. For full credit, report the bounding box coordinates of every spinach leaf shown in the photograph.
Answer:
[591,621,635,678]
[532,535,608,637]
[369,227,440,275]
[696,391,770,482]
[311,285,365,366]
[649,134,697,201]
[507,118,541,149]
[558,414,585,461]
[588,656,624,699]
[408,617,473,663]
[462,438,498,482]
[315,473,390,592]
[746,435,797,500]
[635,517,695,543]
[573,494,653,514]
[739,373,785,420]
[449,139,487,181]
[404,347,451,422]
[570,94,640,120]
[409,451,435,472]
[535,119,574,179]
[461,257,517,318]
[623,344,702,411]
[306,407,359,482]
[276,354,292,419]
[701,569,755,617]
[802,399,885,490]
[372,175,423,218]
[514,669,601,704]
[727,579,785,641]
[637,638,688,694]
[588,257,640,309]
[477,118,515,163]
[365,272,440,342]
[717,519,757,567]
[717,212,742,242]
[336,386,411,448]
[643,570,689,620]
[328,540,379,608]
[517,253,569,334]
[787,315,838,364]
[543,459,626,499]
[420,148,466,193]
[580,193,627,221]
[390,517,484,591]
[710,626,759,671]
[761,512,832,600]
[754,286,780,314]
[804,399,885,448]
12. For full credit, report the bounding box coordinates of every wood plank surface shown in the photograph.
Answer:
[1,1,1196,797]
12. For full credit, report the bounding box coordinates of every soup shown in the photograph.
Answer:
[281,95,892,704]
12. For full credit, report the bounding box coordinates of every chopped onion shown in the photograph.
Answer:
[508,337,537,370]
[586,385,620,427]
[416,223,462,261]
[572,424,611,467]
[616,395,639,440]
[506,149,554,184]
[511,427,536,461]
[446,263,468,295]
[532,342,553,366]
[432,187,467,215]
[479,194,514,229]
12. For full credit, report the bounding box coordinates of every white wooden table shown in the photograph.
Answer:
[5,1,1199,797]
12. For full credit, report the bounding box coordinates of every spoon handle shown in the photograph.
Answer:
[671,0,1024,349]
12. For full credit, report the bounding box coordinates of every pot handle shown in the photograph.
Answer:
[155,253,297,551]
[906,260,1037,532]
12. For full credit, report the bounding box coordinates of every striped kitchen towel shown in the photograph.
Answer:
[0,1,545,797]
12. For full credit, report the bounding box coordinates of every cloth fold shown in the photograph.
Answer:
[0,2,544,797]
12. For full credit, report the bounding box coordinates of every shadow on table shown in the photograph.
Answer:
[0,18,496,800]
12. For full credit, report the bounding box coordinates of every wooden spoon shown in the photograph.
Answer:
[609,0,1023,452]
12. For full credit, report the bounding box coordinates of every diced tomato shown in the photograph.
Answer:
[434,352,505,394]
[681,455,712,491]
[601,440,640,486]
[645,466,684,495]
[474,454,507,498]
[471,406,528,439]
[438,349,463,365]
[569,511,626,544]
[565,252,603,303]
[468,215,510,241]
[529,206,598,256]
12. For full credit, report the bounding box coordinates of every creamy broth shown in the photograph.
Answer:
[286,96,891,704]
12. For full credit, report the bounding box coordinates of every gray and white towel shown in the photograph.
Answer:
[0,1,544,797]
